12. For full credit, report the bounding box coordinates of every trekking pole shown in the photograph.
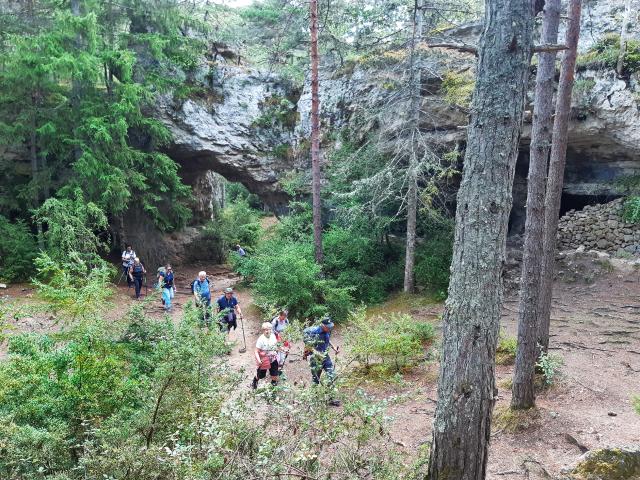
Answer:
[238,314,247,353]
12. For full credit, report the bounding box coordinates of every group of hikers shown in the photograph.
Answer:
[121,245,339,394]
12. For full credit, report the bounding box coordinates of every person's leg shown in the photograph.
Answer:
[310,357,322,385]
[269,360,279,386]
[162,288,170,309]
[323,356,335,383]
[252,368,267,389]
[124,266,132,287]
[134,277,142,298]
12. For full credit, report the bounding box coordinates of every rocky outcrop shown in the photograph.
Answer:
[155,66,301,211]
[557,199,640,254]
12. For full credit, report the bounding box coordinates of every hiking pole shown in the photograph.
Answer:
[238,314,247,353]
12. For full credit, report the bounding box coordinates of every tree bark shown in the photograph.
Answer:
[403,0,423,294]
[616,0,632,77]
[538,0,582,352]
[511,0,561,410]
[427,1,534,478]
[309,0,323,264]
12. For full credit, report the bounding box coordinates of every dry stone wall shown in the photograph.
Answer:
[557,198,640,254]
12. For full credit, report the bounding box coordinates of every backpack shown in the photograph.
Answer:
[303,326,319,348]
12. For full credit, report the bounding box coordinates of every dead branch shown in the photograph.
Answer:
[533,43,569,52]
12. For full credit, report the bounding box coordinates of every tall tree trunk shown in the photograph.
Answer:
[403,0,423,294]
[427,1,534,478]
[30,93,44,249]
[309,0,323,264]
[511,0,561,410]
[616,0,632,77]
[538,0,582,352]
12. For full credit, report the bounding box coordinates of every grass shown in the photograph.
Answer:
[365,292,442,320]
[493,405,540,433]
[496,332,517,366]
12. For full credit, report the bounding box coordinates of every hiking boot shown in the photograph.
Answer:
[251,377,258,390]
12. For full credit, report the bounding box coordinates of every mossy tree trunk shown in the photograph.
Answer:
[427,1,534,478]
[511,0,561,410]
[538,0,582,353]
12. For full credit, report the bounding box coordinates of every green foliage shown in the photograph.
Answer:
[415,220,454,294]
[0,303,232,480]
[622,196,640,223]
[536,348,563,386]
[253,95,298,129]
[238,239,354,321]
[0,215,37,282]
[345,307,434,372]
[576,34,640,74]
[441,70,475,108]
[216,199,262,252]
[323,227,403,303]
[34,189,108,263]
[633,396,640,415]
[32,253,114,321]
[496,332,517,366]
[0,0,199,233]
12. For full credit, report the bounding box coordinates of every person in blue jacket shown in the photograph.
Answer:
[303,316,339,385]
[193,271,212,324]
[217,287,242,332]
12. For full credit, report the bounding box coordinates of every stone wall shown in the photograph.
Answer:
[557,198,640,254]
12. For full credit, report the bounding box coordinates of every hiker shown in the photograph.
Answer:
[217,287,242,332]
[271,310,289,335]
[157,264,175,311]
[121,245,136,287]
[252,322,279,389]
[236,244,246,257]
[128,257,146,299]
[272,310,290,376]
[303,316,339,385]
[193,271,211,310]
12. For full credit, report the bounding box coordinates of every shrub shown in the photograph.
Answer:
[577,34,640,74]
[323,227,403,303]
[622,196,640,223]
[0,215,38,282]
[216,198,262,251]
[32,253,114,321]
[239,239,354,321]
[536,349,563,386]
[345,307,435,372]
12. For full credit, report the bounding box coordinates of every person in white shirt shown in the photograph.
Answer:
[251,322,279,389]
[121,245,136,287]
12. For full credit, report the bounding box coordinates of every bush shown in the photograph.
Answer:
[536,349,563,386]
[622,196,640,223]
[32,253,114,321]
[323,227,403,303]
[216,198,262,252]
[576,34,640,74]
[345,307,435,372]
[0,215,38,282]
[239,239,354,321]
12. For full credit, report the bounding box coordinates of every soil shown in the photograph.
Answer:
[2,258,639,479]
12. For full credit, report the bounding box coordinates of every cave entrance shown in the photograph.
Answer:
[559,193,622,217]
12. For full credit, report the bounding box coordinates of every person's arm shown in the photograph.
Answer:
[235,302,242,317]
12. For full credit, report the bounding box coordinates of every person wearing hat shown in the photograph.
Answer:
[252,322,280,389]
[271,310,290,376]
[303,316,339,385]
[216,287,242,332]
